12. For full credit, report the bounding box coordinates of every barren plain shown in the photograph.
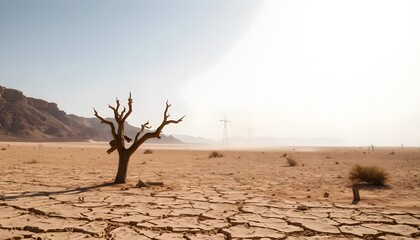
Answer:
[0,142,419,239]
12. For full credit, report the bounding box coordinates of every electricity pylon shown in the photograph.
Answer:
[220,114,231,145]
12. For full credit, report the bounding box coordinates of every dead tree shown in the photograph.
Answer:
[94,93,185,184]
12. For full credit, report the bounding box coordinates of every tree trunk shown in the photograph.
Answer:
[114,149,130,184]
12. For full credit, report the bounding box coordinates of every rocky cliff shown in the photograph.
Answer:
[0,86,182,143]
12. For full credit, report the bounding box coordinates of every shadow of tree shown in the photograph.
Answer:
[0,182,115,200]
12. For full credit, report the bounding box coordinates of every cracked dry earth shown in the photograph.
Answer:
[0,143,419,240]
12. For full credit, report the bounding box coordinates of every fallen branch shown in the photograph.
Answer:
[136,180,164,188]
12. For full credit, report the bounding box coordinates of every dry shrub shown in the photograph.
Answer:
[78,197,85,203]
[209,151,224,158]
[25,159,39,164]
[143,149,153,154]
[287,157,297,167]
[349,164,388,186]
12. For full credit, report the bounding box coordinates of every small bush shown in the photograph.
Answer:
[143,149,153,154]
[25,159,39,164]
[287,157,297,167]
[349,164,388,186]
[209,151,224,158]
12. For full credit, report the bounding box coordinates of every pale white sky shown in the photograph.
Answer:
[1,0,420,145]
[184,0,420,145]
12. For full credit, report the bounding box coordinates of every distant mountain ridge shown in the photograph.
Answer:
[229,136,346,147]
[173,134,217,145]
[0,85,182,143]
[174,134,345,147]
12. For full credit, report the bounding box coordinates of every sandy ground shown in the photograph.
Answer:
[0,142,419,239]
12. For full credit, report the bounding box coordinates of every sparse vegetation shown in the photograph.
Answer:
[349,164,388,186]
[143,149,153,154]
[25,159,39,164]
[78,196,85,203]
[1,147,6,151]
[287,157,297,167]
[209,151,224,158]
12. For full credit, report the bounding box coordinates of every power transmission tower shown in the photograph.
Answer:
[220,114,231,145]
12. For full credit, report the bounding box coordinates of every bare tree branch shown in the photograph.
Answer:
[119,107,126,119]
[115,98,120,113]
[107,140,118,154]
[93,108,117,139]
[128,102,185,155]
[124,135,132,142]
[122,92,133,122]
[108,104,115,111]
[134,121,151,142]
[163,100,170,121]
[108,107,118,121]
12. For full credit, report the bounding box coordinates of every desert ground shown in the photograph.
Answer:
[0,142,419,239]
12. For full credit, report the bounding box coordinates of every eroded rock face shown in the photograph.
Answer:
[27,97,49,111]
[0,86,75,138]
[47,102,69,124]
[25,97,69,124]
[1,88,25,102]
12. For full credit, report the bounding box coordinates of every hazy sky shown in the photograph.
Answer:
[1,0,420,146]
